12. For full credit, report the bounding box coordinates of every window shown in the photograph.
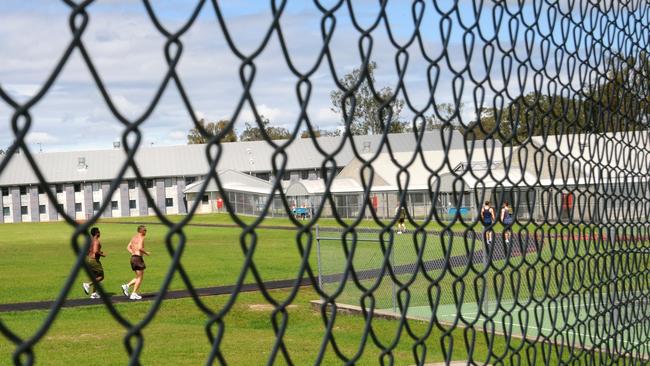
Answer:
[21,206,28,215]
[111,201,118,210]
[301,170,309,180]
[38,185,44,194]
[19,186,27,195]
[92,182,101,192]
[129,200,136,209]
[93,202,100,211]
[164,178,173,187]
[185,177,196,185]
[57,204,64,213]
[409,192,425,204]
[282,171,291,180]
[165,198,173,207]
[256,172,270,181]
[75,203,82,212]
[39,205,46,214]
[74,183,81,192]
[202,195,209,204]
[128,180,136,189]
[146,179,154,188]
[56,184,63,193]
[1,187,8,196]
[3,207,10,216]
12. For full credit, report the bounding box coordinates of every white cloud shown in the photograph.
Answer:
[168,130,187,141]
[239,104,286,124]
[26,132,58,144]
[0,0,602,154]
[112,94,141,117]
[5,83,42,99]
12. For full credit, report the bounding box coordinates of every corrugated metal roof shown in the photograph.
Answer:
[0,130,463,185]
[530,131,649,171]
[183,170,275,195]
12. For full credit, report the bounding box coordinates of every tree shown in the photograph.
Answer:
[413,103,464,132]
[468,93,583,143]
[239,115,291,141]
[465,54,650,143]
[330,61,407,135]
[187,119,237,144]
[582,54,650,133]
[300,127,341,138]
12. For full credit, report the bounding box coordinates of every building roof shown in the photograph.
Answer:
[528,130,650,185]
[282,136,541,194]
[183,170,276,195]
[0,131,460,186]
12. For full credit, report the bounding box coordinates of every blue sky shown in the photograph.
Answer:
[0,1,640,153]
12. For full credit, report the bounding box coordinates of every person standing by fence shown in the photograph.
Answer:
[500,202,514,247]
[480,201,495,245]
[395,204,407,234]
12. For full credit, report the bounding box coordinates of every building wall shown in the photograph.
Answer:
[120,182,130,218]
[47,188,58,221]
[138,184,148,217]
[176,179,186,214]
[29,186,39,222]
[83,184,93,220]
[11,187,20,223]
[155,179,165,213]
[101,182,112,218]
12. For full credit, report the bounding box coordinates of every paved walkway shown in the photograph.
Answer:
[0,278,311,313]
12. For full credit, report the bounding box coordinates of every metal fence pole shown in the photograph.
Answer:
[316,225,323,292]
[482,229,489,316]
[391,234,397,314]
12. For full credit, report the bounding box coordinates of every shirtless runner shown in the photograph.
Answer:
[82,227,105,299]
[122,225,150,300]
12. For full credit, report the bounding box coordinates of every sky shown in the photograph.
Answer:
[0,0,639,153]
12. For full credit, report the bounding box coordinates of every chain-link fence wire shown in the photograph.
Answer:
[1,0,650,365]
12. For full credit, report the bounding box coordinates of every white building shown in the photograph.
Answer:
[4,129,639,224]
[0,132,447,223]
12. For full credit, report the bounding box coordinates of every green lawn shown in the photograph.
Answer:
[3,285,606,365]
[0,213,478,304]
[0,214,641,364]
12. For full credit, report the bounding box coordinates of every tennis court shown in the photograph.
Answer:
[399,294,648,353]
[316,226,650,358]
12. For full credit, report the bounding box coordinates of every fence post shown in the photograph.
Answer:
[481,229,489,316]
[316,225,323,292]
[391,233,397,313]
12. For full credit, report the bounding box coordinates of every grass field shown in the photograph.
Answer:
[0,213,640,364]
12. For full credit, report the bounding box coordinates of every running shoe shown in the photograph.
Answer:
[90,293,101,299]
[129,293,142,300]
[121,284,130,297]
[82,282,90,295]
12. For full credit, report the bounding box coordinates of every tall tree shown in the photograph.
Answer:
[469,93,584,143]
[187,119,237,144]
[240,116,292,141]
[330,61,407,135]
[582,54,650,133]
[466,54,650,143]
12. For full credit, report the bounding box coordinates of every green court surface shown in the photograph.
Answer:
[385,293,648,355]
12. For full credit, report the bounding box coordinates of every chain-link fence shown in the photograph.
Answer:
[2,0,650,365]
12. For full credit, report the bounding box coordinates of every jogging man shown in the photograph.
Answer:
[82,227,105,299]
[480,201,495,244]
[122,225,150,300]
